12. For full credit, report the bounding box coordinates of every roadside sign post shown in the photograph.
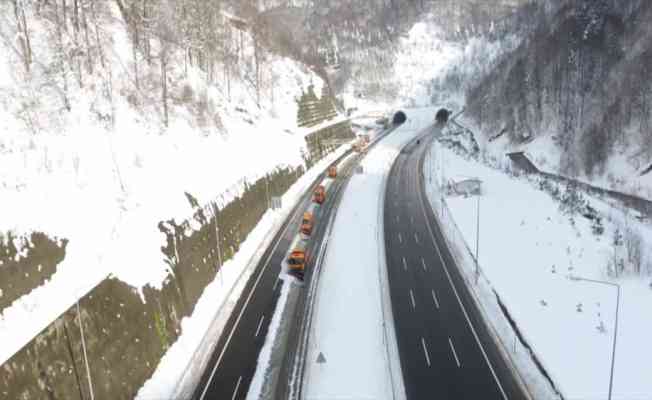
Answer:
[569,276,620,400]
[475,193,480,284]
[212,203,224,287]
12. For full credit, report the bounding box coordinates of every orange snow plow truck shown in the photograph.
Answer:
[288,239,308,279]
[313,185,326,204]
[328,166,337,178]
[301,203,318,236]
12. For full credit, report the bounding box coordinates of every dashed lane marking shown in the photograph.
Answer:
[449,338,461,368]
[254,315,265,338]
[421,337,431,367]
[231,376,242,400]
[431,290,440,309]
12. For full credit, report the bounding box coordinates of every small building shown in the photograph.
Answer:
[447,178,482,197]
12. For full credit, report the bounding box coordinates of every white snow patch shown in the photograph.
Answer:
[303,108,435,399]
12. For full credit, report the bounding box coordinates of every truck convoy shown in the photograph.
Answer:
[288,126,381,279]
[287,120,380,279]
[352,134,371,153]
[287,163,339,280]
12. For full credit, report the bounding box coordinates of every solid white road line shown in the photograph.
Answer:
[409,290,416,309]
[231,376,242,400]
[398,232,403,243]
[414,232,420,244]
[421,258,427,271]
[402,257,408,271]
[431,289,440,309]
[421,337,431,367]
[272,278,280,292]
[199,190,306,400]
[254,315,265,338]
[417,168,508,400]
[449,338,461,368]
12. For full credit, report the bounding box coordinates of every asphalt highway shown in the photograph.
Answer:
[192,146,363,400]
[383,126,529,400]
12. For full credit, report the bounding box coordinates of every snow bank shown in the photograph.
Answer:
[303,108,435,400]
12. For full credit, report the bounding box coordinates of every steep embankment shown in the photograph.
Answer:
[0,2,354,399]
[466,0,652,199]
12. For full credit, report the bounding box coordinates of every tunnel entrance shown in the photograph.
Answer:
[393,111,407,125]
[436,108,450,124]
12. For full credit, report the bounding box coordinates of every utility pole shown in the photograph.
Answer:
[213,204,223,287]
[440,144,445,217]
[265,174,271,210]
[428,144,432,184]
[76,300,95,400]
[569,276,620,400]
[475,192,481,283]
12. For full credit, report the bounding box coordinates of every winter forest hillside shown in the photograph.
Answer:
[7,0,652,399]
[466,0,652,199]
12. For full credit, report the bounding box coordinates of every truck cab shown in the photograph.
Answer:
[288,240,308,280]
[313,185,326,204]
[328,166,337,178]
[301,211,314,236]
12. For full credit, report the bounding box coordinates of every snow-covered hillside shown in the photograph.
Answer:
[340,11,523,113]
[0,0,340,370]
[465,0,652,200]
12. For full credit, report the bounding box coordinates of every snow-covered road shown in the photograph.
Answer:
[302,108,435,399]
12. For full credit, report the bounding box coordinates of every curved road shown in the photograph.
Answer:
[191,124,397,400]
[383,127,529,400]
[191,150,360,400]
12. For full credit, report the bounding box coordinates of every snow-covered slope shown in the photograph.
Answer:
[0,0,340,369]
[465,0,652,200]
[340,10,523,113]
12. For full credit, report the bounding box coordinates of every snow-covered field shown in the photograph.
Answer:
[426,144,652,399]
[302,108,435,400]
